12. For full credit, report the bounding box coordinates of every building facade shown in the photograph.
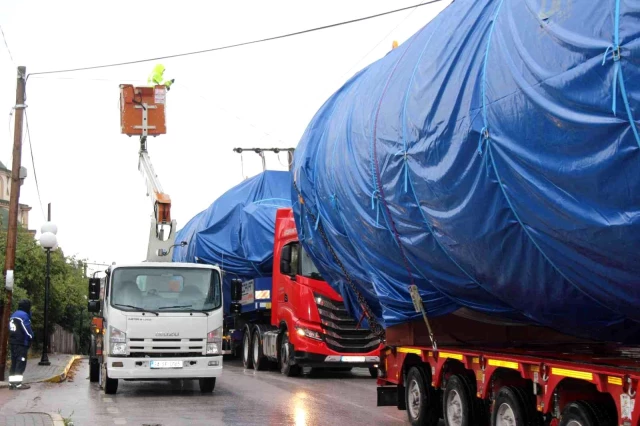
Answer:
[0,161,33,233]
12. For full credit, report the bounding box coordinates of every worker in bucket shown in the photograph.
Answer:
[148,64,175,91]
[8,299,34,390]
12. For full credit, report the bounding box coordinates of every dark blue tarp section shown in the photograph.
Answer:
[173,210,207,263]
[173,171,292,313]
[292,0,640,344]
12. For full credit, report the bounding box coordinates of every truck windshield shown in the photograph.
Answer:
[300,247,324,281]
[110,267,221,312]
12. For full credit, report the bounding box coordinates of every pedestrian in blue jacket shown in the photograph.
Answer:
[8,299,33,390]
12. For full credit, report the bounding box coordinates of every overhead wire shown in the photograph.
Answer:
[0,24,14,65]
[334,0,429,85]
[24,110,46,221]
[27,0,447,76]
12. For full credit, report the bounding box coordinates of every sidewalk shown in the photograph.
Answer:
[0,412,65,426]
[0,354,80,388]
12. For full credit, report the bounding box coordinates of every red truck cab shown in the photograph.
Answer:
[233,208,383,377]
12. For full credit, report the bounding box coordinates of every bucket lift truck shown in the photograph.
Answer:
[86,84,224,395]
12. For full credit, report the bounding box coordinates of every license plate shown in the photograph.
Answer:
[341,356,365,363]
[150,360,183,369]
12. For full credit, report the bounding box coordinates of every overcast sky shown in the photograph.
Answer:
[0,0,451,275]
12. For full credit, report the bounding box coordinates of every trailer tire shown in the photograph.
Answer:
[280,333,301,377]
[252,329,268,371]
[443,374,481,426]
[559,401,617,426]
[491,386,541,426]
[242,329,253,369]
[89,359,99,383]
[199,378,216,393]
[405,366,439,426]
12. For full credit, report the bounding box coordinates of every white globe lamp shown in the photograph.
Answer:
[39,232,57,250]
[41,222,58,235]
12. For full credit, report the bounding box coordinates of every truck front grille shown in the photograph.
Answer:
[127,338,205,357]
[314,293,380,354]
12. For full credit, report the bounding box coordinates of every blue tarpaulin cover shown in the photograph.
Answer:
[292,0,640,343]
[173,171,292,311]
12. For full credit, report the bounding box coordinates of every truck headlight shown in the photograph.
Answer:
[109,326,127,355]
[296,326,322,341]
[207,327,222,355]
[111,343,127,355]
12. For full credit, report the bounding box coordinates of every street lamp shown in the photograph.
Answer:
[38,222,57,366]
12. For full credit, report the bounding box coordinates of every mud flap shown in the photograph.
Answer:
[377,385,405,410]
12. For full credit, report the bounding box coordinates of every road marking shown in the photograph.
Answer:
[107,406,120,414]
[103,397,113,403]
[384,413,403,422]
[321,393,363,408]
[113,419,127,425]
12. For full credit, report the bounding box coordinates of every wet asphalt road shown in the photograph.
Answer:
[0,358,414,425]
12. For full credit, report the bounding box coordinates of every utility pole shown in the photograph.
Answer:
[232,147,295,172]
[0,66,27,381]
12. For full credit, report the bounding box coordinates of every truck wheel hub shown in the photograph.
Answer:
[408,379,421,420]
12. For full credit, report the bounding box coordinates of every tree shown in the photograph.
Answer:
[0,227,90,353]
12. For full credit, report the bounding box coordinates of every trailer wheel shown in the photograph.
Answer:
[280,333,301,377]
[443,374,480,426]
[252,329,268,371]
[405,366,439,426]
[242,330,253,369]
[492,386,541,426]
[89,359,99,383]
[198,378,216,393]
[559,401,616,426]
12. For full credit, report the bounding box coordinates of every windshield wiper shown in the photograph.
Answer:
[158,305,209,316]
[113,304,159,316]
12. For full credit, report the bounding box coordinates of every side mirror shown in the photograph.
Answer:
[230,302,242,314]
[280,259,291,275]
[88,278,100,301]
[280,245,292,275]
[230,278,243,302]
[87,300,101,313]
[281,245,292,263]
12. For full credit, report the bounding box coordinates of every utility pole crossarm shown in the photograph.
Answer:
[232,147,295,172]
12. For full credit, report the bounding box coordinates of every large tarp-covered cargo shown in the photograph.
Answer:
[292,0,640,343]
[173,171,292,311]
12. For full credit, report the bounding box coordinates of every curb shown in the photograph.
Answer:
[19,412,66,426]
[48,412,67,426]
[45,355,82,384]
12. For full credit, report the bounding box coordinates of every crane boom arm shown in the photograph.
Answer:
[138,141,176,262]
[138,149,172,225]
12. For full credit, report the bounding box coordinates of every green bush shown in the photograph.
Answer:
[0,227,90,354]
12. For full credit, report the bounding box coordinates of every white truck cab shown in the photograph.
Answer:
[88,262,223,394]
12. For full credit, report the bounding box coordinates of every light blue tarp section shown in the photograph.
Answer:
[292,0,640,343]
[173,171,292,312]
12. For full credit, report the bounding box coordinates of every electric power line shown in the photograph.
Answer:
[27,0,446,77]
[24,110,46,220]
[335,0,429,84]
[0,24,14,65]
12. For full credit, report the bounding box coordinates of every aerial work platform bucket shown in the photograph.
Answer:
[119,84,167,136]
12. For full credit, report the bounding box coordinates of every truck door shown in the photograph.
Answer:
[274,242,300,321]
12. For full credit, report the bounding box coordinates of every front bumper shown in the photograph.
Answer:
[106,356,223,380]
[293,351,380,368]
